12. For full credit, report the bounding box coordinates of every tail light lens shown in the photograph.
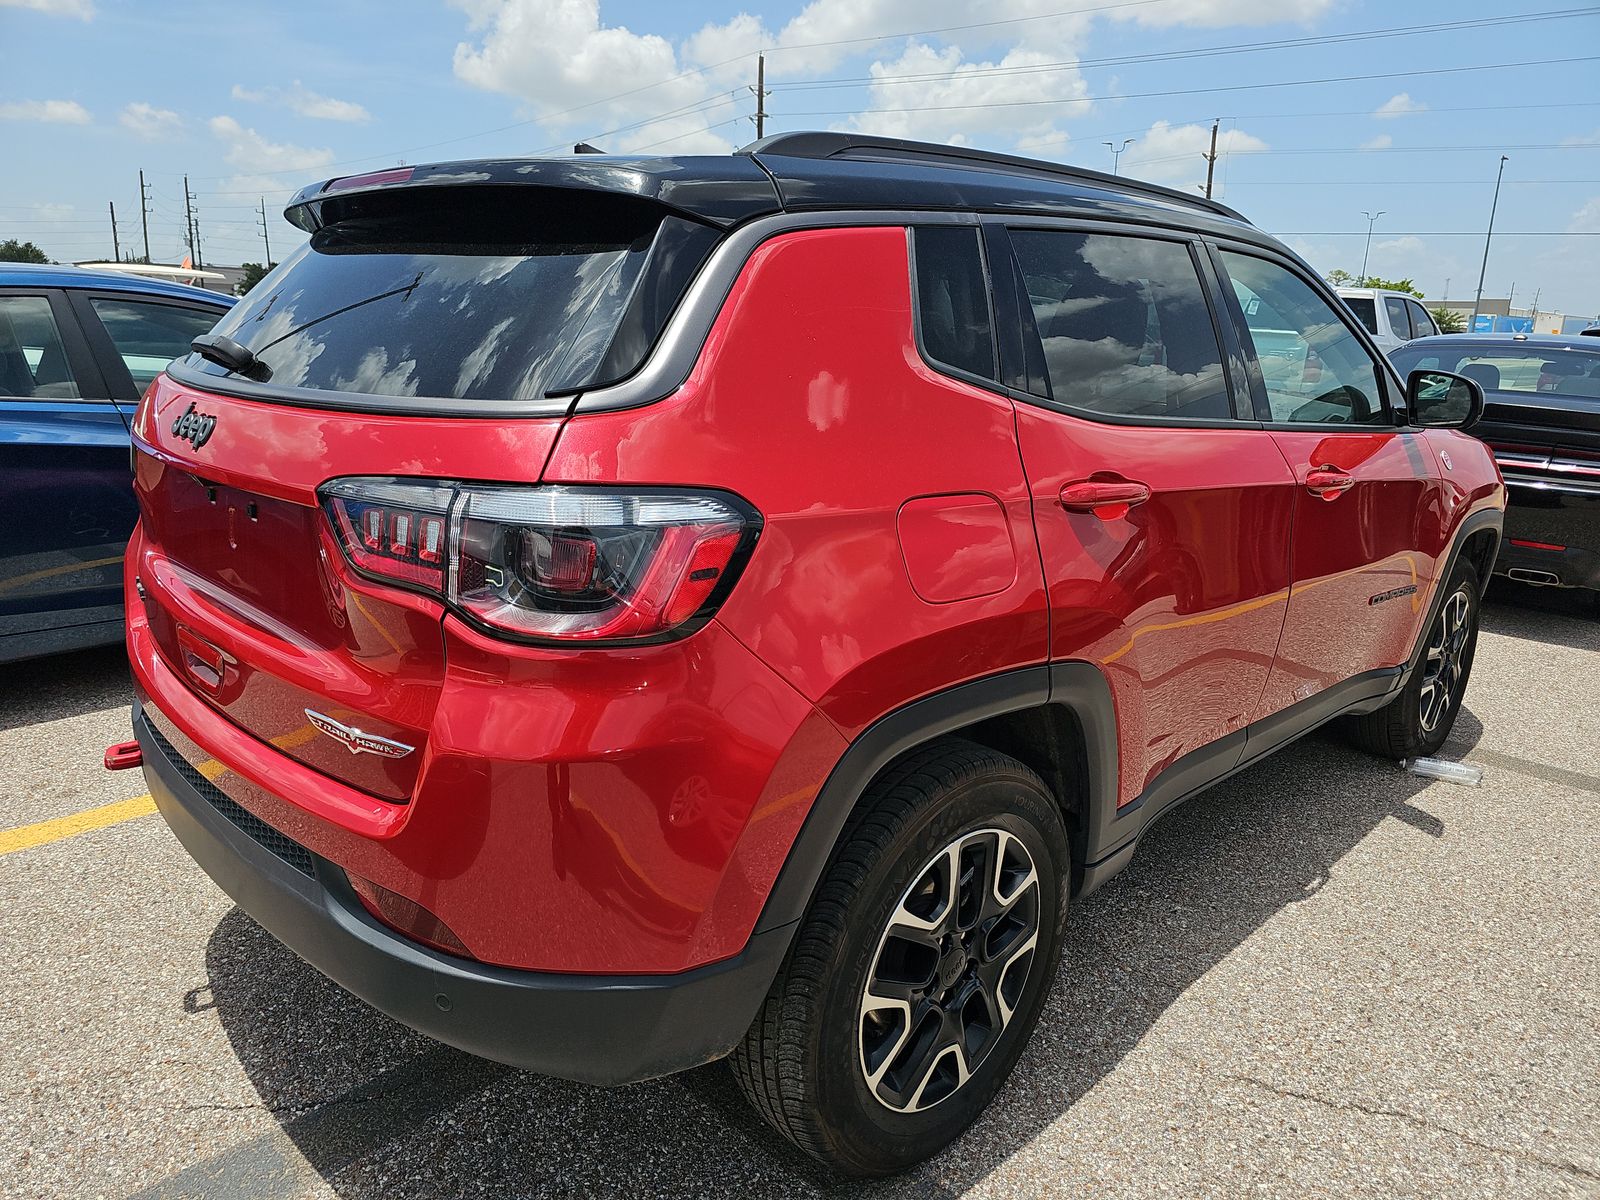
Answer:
[320,478,759,644]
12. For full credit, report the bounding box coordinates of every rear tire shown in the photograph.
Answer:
[1347,560,1481,759]
[729,739,1070,1177]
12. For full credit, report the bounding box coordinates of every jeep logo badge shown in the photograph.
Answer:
[171,402,218,450]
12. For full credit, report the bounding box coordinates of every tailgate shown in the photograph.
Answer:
[131,374,565,800]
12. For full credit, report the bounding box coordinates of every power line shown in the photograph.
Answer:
[778,56,1600,119]
[771,8,1599,92]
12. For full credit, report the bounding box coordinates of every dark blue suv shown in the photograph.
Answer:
[1,264,232,662]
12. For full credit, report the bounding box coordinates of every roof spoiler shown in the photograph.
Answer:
[739,131,1249,224]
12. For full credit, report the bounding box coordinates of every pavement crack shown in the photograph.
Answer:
[1216,1069,1600,1183]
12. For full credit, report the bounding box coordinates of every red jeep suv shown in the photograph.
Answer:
[125,133,1503,1175]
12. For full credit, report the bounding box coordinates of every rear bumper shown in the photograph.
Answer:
[1495,481,1600,590]
[136,701,792,1086]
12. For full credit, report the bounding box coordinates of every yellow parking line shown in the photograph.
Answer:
[0,756,227,857]
[0,795,158,856]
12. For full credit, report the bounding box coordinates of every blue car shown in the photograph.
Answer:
[0,264,233,662]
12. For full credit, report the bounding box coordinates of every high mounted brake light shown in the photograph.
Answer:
[320,479,760,645]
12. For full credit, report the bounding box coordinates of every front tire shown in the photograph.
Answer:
[1347,560,1481,759]
[729,740,1070,1177]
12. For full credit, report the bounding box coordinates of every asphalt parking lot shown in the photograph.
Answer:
[2,582,1598,1200]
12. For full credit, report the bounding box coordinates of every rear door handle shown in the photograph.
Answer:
[1058,478,1151,518]
[1304,465,1355,500]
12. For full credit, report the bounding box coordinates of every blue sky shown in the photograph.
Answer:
[2,0,1597,317]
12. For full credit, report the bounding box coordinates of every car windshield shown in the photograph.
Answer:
[189,187,664,403]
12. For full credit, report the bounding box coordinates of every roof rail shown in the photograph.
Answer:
[740,131,1248,224]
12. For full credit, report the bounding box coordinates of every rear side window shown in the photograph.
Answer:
[1385,296,1413,340]
[91,297,221,392]
[0,295,81,399]
[191,188,684,403]
[912,226,996,381]
[1009,230,1232,420]
[1342,296,1378,334]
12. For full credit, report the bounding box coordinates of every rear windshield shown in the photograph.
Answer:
[1390,344,1600,398]
[1342,296,1378,335]
[188,187,673,403]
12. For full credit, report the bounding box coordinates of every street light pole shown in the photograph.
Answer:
[1470,155,1510,331]
[1103,138,1134,176]
[1359,210,1385,282]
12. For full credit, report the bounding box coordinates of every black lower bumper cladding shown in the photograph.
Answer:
[133,702,790,1087]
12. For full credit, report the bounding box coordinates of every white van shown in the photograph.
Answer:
[1336,287,1440,355]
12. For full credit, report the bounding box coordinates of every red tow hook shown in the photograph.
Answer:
[104,741,143,771]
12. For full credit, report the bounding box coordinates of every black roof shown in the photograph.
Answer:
[285,131,1258,240]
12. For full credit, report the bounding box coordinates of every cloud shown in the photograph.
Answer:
[1374,93,1425,119]
[0,0,93,17]
[1374,235,1424,255]
[119,102,182,139]
[208,115,335,173]
[1562,128,1600,147]
[449,0,1318,156]
[1119,119,1267,190]
[841,40,1084,148]
[1111,0,1335,26]
[1360,133,1392,151]
[230,81,370,123]
[0,98,90,123]
[1569,196,1600,235]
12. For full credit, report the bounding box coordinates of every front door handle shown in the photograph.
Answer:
[1305,465,1355,500]
[1058,478,1151,519]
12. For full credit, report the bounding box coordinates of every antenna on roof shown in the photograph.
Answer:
[573,142,606,155]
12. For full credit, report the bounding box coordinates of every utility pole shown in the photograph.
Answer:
[750,53,768,139]
[257,196,273,267]
[1470,154,1509,331]
[192,216,203,269]
[1359,210,1385,282]
[1443,277,1451,300]
[1202,118,1220,199]
[137,171,152,262]
[108,201,120,262]
[1104,138,1134,176]
[1529,287,1541,330]
[183,174,197,266]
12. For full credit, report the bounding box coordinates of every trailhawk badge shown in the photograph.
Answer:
[304,709,415,759]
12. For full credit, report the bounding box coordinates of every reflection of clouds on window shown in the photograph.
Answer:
[333,347,420,397]
[1013,230,1231,421]
[453,317,515,396]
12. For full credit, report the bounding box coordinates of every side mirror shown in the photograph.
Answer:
[1406,369,1483,430]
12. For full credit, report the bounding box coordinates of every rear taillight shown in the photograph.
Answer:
[320,479,759,644]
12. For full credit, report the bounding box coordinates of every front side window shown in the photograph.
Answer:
[1220,252,1387,425]
[0,295,80,399]
[91,297,222,392]
[1009,230,1232,420]
[1384,296,1413,341]
[1406,300,1437,339]
[912,226,996,381]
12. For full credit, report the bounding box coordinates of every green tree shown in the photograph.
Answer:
[236,262,270,295]
[1430,306,1465,334]
[1325,268,1355,287]
[0,239,50,264]
[1357,275,1423,297]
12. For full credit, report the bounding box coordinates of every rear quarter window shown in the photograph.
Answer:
[911,226,997,382]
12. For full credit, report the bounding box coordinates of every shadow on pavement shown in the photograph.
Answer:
[1482,579,1599,653]
[177,718,1478,1200]
[0,642,130,734]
